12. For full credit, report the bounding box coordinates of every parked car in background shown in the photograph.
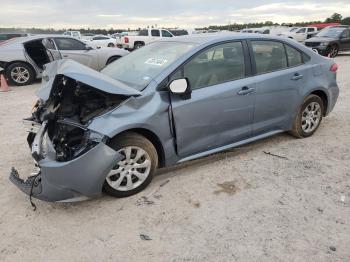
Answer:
[305,26,350,57]
[120,28,174,50]
[169,29,197,36]
[281,27,318,42]
[0,35,129,85]
[0,33,30,43]
[63,31,82,39]
[81,33,96,41]
[84,35,117,48]
[10,33,339,202]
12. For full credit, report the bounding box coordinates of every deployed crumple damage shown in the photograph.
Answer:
[9,60,144,202]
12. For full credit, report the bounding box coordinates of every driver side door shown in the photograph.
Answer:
[53,37,99,70]
[169,41,255,157]
[340,29,350,50]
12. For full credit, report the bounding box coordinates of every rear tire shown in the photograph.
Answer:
[103,132,158,198]
[134,42,144,49]
[6,62,35,86]
[290,95,324,138]
[107,43,115,47]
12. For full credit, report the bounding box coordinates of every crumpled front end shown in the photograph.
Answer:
[9,60,138,202]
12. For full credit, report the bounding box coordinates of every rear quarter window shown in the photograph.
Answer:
[285,45,303,67]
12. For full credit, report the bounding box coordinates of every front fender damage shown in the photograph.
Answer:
[9,59,140,202]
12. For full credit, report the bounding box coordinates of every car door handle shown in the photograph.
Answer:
[237,86,255,95]
[291,73,303,80]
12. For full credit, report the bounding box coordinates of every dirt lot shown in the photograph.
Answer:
[0,54,349,262]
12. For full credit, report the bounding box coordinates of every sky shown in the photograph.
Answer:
[0,0,349,29]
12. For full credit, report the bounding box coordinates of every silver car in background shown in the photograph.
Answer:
[0,35,129,86]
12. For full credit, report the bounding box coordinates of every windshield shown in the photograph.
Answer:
[101,41,197,90]
[316,28,345,38]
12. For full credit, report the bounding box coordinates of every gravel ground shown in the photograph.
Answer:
[0,54,349,262]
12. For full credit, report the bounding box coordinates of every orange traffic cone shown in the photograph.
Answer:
[0,73,10,92]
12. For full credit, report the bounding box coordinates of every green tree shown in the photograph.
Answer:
[342,17,350,25]
[325,13,343,23]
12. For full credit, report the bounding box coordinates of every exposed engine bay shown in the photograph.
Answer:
[28,75,127,162]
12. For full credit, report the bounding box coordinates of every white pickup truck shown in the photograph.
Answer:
[119,29,174,50]
[281,27,318,42]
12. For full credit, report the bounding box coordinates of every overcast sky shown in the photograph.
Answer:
[0,0,349,29]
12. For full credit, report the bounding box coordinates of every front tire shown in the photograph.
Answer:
[290,95,324,138]
[107,43,115,47]
[6,62,35,86]
[327,44,339,58]
[103,132,158,198]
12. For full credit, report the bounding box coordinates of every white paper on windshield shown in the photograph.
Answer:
[145,58,168,66]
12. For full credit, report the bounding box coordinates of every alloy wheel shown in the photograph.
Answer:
[301,101,322,133]
[106,146,151,191]
[328,45,338,58]
[11,66,30,84]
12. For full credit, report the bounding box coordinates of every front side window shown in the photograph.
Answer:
[341,30,350,38]
[285,45,303,67]
[54,38,86,50]
[296,28,306,33]
[151,30,160,37]
[251,41,288,74]
[181,42,245,90]
[161,30,173,37]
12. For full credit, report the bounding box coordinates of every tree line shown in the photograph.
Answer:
[0,13,349,35]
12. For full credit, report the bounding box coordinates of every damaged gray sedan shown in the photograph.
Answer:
[10,34,339,202]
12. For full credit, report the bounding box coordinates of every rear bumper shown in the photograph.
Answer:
[10,130,122,202]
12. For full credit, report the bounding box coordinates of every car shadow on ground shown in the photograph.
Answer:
[45,132,294,210]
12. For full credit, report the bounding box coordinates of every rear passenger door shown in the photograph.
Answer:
[170,41,255,157]
[249,40,306,136]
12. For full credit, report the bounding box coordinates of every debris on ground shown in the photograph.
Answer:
[263,151,289,160]
[329,246,337,252]
[140,234,152,241]
[214,181,239,196]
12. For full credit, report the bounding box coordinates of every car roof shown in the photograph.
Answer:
[161,32,291,44]
[4,34,79,44]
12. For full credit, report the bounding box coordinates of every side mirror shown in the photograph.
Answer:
[169,78,191,99]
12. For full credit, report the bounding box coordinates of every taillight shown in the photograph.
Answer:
[330,63,338,73]
[124,37,129,44]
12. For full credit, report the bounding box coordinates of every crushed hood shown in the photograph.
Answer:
[36,59,141,100]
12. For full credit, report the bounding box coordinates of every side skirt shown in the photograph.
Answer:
[177,130,284,163]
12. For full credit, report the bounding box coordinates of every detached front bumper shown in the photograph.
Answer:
[10,123,122,202]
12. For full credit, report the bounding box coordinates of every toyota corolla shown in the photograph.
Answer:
[10,33,339,202]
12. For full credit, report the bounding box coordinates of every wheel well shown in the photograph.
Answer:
[5,60,36,74]
[134,41,145,46]
[111,128,165,168]
[310,90,328,115]
[106,56,121,65]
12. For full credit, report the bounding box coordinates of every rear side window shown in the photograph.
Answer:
[251,41,287,74]
[139,30,148,36]
[151,30,160,37]
[183,42,245,90]
[285,45,303,67]
[54,38,86,50]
